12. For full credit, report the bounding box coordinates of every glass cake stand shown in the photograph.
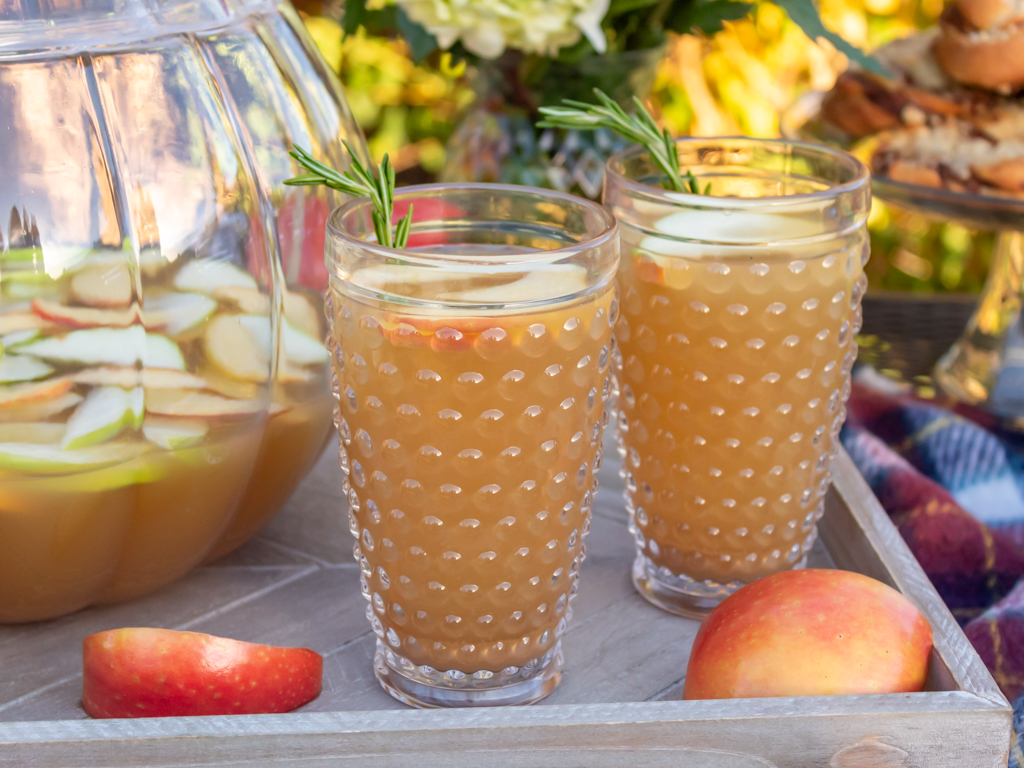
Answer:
[784,92,1024,420]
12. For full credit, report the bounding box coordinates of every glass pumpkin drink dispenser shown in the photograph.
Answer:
[0,0,369,621]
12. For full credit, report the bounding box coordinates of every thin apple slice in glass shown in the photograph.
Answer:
[204,314,270,382]
[71,367,206,390]
[212,285,268,314]
[32,299,138,329]
[144,293,217,336]
[0,422,65,444]
[0,355,53,384]
[70,264,132,308]
[284,291,320,338]
[61,387,136,450]
[0,441,142,475]
[0,377,73,407]
[0,393,82,423]
[450,265,588,303]
[142,417,208,450]
[17,329,186,370]
[145,389,262,418]
[213,287,320,338]
[174,259,257,293]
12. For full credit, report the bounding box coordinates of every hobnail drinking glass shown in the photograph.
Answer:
[604,138,870,617]
[325,183,619,707]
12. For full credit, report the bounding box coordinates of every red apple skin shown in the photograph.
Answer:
[82,628,323,718]
[683,569,933,700]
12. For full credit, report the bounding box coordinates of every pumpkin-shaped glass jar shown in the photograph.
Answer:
[0,0,367,622]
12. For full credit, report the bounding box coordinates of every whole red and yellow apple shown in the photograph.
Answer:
[683,569,933,700]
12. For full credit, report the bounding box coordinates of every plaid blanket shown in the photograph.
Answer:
[841,379,1024,766]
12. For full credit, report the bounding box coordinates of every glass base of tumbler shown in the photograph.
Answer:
[373,640,564,708]
[631,552,807,618]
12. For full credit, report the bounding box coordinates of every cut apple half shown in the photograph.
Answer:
[236,315,330,367]
[174,259,257,293]
[0,392,82,423]
[142,417,208,450]
[0,355,53,384]
[0,422,65,444]
[0,441,142,475]
[144,388,263,418]
[204,314,270,382]
[450,265,588,304]
[61,387,137,450]
[0,377,73,408]
[71,264,132,308]
[71,367,206,390]
[143,292,217,336]
[631,251,693,290]
[32,298,138,329]
[18,328,186,371]
[0,312,51,336]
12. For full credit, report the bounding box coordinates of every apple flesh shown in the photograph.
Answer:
[61,387,139,450]
[82,628,323,718]
[0,355,54,385]
[17,328,185,370]
[173,259,257,293]
[682,569,933,700]
[70,264,132,308]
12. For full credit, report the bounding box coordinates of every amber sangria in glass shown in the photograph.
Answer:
[604,138,870,617]
[326,184,619,707]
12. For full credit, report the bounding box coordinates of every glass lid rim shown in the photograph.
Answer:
[605,135,871,208]
[327,182,619,268]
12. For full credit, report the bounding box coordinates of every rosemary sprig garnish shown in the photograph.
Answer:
[284,141,413,249]
[538,89,710,195]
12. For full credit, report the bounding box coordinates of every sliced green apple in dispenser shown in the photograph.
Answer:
[142,417,208,450]
[0,440,142,475]
[61,387,140,450]
[143,293,217,336]
[0,355,53,384]
[17,328,186,370]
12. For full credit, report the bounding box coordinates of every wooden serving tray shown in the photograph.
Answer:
[0,439,1011,768]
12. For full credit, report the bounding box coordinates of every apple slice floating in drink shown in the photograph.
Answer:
[143,293,218,336]
[70,265,132,308]
[0,393,82,423]
[61,387,140,450]
[2,328,41,348]
[213,286,321,338]
[144,388,263,418]
[71,367,207,390]
[0,377,73,407]
[17,328,186,370]
[0,355,53,384]
[142,417,208,450]
[204,314,270,383]
[0,312,51,336]
[32,298,138,329]
[0,440,142,475]
[174,259,257,293]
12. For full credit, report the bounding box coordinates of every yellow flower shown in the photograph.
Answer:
[395,0,609,58]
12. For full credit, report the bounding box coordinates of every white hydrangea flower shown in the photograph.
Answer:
[396,0,610,59]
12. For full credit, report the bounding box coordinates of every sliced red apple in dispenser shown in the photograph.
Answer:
[0,355,53,384]
[0,393,82,423]
[70,264,132,308]
[61,387,139,450]
[0,440,142,475]
[17,329,186,370]
[144,389,262,418]
[142,417,208,450]
[174,259,257,293]
[0,378,73,408]
[31,299,138,329]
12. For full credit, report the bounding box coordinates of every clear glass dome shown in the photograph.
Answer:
[0,0,368,621]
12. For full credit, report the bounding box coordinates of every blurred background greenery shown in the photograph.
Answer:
[295,0,993,295]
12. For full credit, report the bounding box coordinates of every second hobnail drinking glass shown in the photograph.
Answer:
[604,138,870,617]
[326,184,619,707]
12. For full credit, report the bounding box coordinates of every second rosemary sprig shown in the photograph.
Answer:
[537,89,709,195]
[284,141,413,249]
